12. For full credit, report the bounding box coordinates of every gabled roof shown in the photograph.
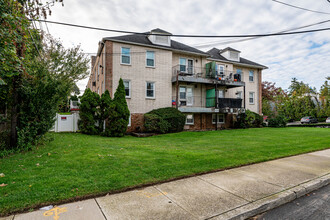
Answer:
[220,47,241,53]
[149,28,172,35]
[207,48,267,69]
[103,33,209,56]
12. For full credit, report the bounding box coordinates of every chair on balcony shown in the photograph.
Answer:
[226,73,233,81]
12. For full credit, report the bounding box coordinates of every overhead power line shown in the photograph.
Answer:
[30,19,330,38]
[193,19,330,48]
[272,0,330,15]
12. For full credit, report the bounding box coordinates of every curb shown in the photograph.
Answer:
[209,173,330,220]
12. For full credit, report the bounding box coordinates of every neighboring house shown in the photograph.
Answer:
[86,28,267,132]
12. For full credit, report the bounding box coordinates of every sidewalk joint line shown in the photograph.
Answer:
[94,198,108,220]
[196,176,250,202]
[153,186,199,220]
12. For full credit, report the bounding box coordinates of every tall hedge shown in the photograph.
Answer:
[79,88,100,135]
[106,79,130,137]
[234,110,263,128]
[99,90,113,136]
[146,107,185,133]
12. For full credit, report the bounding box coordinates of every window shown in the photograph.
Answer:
[236,91,242,99]
[235,69,242,82]
[249,70,254,82]
[185,114,194,125]
[146,51,155,67]
[218,89,225,98]
[123,80,131,98]
[121,47,131,64]
[128,114,131,127]
[217,64,225,76]
[146,82,155,98]
[179,58,186,72]
[179,86,193,106]
[249,92,254,104]
[212,114,225,124]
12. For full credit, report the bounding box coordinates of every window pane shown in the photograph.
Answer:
[180,58,186,65]
[147,90,154,97]
[122,47,130,55]
[147,51,154,59]
[122,55,130,64]
[147,59,154,66]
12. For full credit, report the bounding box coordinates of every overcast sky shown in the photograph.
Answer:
[43,0,330,93]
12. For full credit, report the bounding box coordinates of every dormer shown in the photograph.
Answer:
[220,47,240,62]
[148,28,172,47]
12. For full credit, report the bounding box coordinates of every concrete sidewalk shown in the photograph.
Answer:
[3,149,330,220]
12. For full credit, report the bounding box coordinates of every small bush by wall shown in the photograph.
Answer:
[147,107,186,133]
[234,110,263,128]
[144,113,170,134]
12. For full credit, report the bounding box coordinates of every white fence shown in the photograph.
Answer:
[50,113,79,132]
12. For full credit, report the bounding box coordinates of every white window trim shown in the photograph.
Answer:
[185,114,194,125]
[121,47,131,65]
[249,92,255,105]
[123,80,131,98]
[146,82,155,99]
[212,114,225,124]
[146,50,155,68]
[128,114,131,127]
[249,70,254,82]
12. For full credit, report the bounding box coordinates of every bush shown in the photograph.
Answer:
[146,107,185,133]
[78,88,100,135]
[144,113,170,134]
[106,79,130,137]
[268,115,287,127]
[235,110,263,128]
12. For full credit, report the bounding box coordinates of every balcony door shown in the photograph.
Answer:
[179,86,193,106]
[186,87,193,106]
[188,59,194,75]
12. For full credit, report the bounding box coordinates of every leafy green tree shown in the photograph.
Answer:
[106,79,130,137]
[0,0,63,148]
[78,88,100,135]
[99,90,112,135]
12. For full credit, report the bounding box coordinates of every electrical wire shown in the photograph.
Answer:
[29,19,330,38]
[271,0,330,15]
[193,19,330,48]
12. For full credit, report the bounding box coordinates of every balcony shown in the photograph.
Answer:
[172,96,244,113]
[172,65,245,88]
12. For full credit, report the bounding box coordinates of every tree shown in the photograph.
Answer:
[78,88,100,135]
[261,81,287,116]
[0,0,63,148]
[99,90,112,135]
[106,79,130,137]
[42,34,89,107]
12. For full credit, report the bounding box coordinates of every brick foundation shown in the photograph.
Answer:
[127,113,144,133]
[184,113,236,131]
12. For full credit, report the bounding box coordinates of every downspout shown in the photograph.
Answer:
[215,82,218,130]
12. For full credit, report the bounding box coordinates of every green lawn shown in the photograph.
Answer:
[1,127,329,216]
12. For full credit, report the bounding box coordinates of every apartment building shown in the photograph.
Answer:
[86,29,267,132]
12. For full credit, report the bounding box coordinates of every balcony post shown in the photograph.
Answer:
[176,70,179,110]
[215,82,218,131]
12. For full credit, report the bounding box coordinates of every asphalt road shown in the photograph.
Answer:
[254,184,330,220]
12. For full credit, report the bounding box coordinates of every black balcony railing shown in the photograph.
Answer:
[172,65,243,82]
[218,98,242,109]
